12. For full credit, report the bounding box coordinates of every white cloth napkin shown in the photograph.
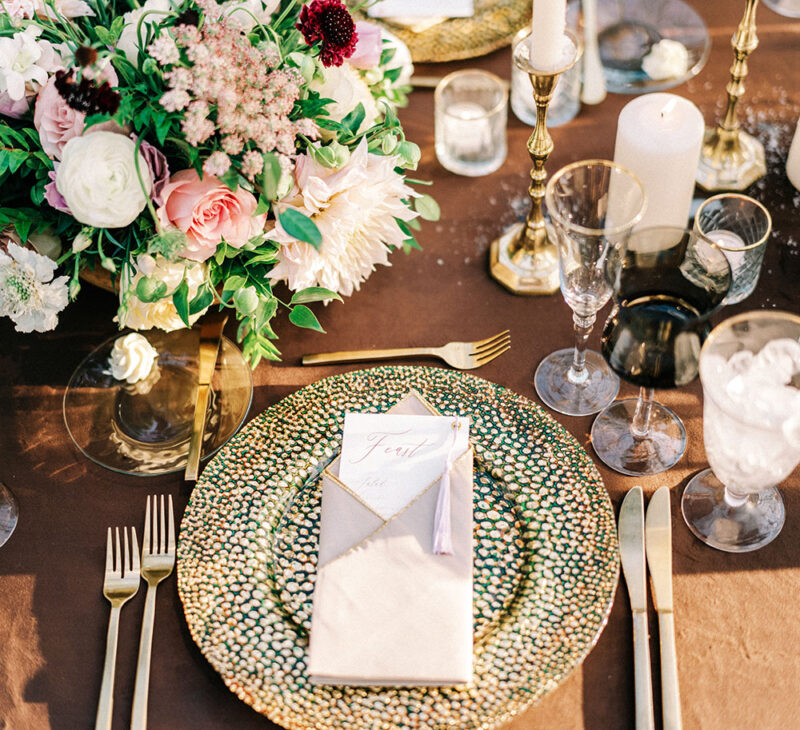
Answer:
[307,391,474,686]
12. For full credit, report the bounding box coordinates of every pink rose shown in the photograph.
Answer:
[34,77,84,159]
[0,91,33,118]
[349,21,382,70]
[156,169,266,262]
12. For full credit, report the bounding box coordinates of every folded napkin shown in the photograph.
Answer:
[367,0,474,19]
[308,391,474,686]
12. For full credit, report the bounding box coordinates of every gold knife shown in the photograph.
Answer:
[619,486,655,730]
[646,486,682,730]
[184,311,228,481]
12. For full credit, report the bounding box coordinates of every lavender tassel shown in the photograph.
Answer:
[432,456,455,555]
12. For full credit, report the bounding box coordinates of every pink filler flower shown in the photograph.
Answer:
[156,169,266,261]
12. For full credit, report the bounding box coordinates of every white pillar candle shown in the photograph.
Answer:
[613,93,704,229]
[530,0,567,70]
[787,118,800,191]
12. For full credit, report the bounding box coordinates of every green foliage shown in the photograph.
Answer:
[278,208,322,250]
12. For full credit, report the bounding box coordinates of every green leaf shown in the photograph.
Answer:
[261,153,282,200]
[172,278,190,326]
[224,274,248,291]
[254,195,270,217]
[290,287,342,305]
[279,208,322,250]
[414,194,440,222]
[189,286,214,315]
[218,166,240,190]
[94,26,113,45]
[289,304,325,333]
[6,149,27,174]
[136,276,168,302]
[340,102,365,134]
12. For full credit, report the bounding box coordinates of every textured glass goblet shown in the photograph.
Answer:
[592,227,731,475]
[682,311,800,552]
[0,482,18,548]
[535,159,645,416]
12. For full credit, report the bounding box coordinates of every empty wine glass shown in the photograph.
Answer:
[681,311,800,552]
[536,159,646,416]
[0,482,18,548]
[591,226,731,475]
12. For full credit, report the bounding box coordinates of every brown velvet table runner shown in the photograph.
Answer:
[1,4,798,728]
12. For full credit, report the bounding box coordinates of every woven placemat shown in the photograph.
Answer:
[353,0,531,63]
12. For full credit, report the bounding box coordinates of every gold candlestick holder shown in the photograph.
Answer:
[490,28,581,296]
[696,0,766,191]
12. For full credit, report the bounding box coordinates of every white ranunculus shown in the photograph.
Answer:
[117,0,176,64]
[56,132,153,229]
[223,0,280,30]
[310,63,380,140]
[118,255,209,332]
[0,26,62,101]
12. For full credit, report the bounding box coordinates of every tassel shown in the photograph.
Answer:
[432,459,454,555]
[433,419,460,555]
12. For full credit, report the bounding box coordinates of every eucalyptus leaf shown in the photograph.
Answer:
[289,304,325,332]
[290,287,342,304]
[279,208,322,250]
[414,194,440,222]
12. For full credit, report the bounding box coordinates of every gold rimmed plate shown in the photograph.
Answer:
[177,366,618,729]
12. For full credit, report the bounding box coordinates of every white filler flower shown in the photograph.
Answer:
[56,132,153,229]
[108,332,158,383]
[0,242,69,332]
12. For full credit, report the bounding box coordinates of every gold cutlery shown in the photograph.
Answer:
[302,330,511,370]
[646,486,682,730]
[619,486,655,730]
[185,312,229,481]
[131,495,176,730]
[96,526,140,730]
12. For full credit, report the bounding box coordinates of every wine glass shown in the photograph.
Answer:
[536,159,646,417]
[591,227,731,475]
[0,482,18,548]
[681,311,800,552]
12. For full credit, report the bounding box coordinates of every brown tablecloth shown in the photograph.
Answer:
[1,4,799,729]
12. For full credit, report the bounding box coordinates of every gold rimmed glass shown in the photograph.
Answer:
[535,159,646,417]
[694,193,771,305]
[681,311,800,552]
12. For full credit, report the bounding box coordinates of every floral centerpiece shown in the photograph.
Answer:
[0,0,436,364]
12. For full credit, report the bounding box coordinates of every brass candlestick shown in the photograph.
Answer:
[490,28,581,296]
[696,0,766,191]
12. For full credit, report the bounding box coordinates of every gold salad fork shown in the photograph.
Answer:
[96,526,140,730]
[131,495,175,730]
[302,330,511,370]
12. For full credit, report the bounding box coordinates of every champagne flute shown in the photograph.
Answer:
[591,227,731,475]
[681,311,800,552]
[536,159,646,417]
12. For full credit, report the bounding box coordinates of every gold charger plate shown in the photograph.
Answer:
[177,366,619,729]
[352,0,531,62]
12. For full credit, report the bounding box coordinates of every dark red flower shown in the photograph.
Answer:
[54,69,121,116]
[297,0,358,67]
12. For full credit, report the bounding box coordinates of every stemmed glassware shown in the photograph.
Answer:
[0,482,18,548]
[536,159,645,417]
[591,227,731,475]
[681,311,800,552]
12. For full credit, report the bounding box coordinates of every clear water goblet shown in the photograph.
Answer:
[681,311,800,552]
[535,159,646,416]
[0,482,18,548]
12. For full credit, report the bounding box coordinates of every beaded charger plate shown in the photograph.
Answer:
[177,366,619,729]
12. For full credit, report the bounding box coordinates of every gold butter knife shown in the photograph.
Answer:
[646,486,682,730]
[619,486,655,730]
[184,311,228,481]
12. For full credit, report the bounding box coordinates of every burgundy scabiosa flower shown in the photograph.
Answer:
[297,0,358,67]
[54,69,121,116]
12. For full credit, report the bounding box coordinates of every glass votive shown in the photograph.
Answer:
[763,0,800,17]
[434,69,508,177]
[694,193,772,305]
[511,26,583,128]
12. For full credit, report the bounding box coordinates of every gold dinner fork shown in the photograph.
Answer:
[96,526,140,730]
[302,330,511,370]
[131,495,175,730]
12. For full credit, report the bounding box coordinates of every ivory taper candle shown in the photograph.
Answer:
[530,0,567,69]
[787,118,800,191]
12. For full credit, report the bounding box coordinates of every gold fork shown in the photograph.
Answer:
[301,330,511,370]
[96,526,140,730]
[131,495,175,730]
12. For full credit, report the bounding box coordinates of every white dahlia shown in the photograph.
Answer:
[267,139,417,297]
[0,242,69,332]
